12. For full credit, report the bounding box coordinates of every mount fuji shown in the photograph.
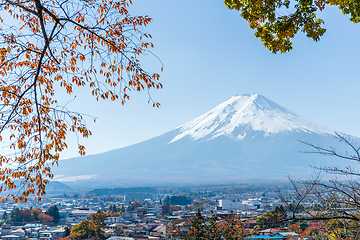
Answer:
[52,94,357,188]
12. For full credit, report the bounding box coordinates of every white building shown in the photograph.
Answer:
[105,216,123,224]
[147,205,162,214]
[241,198,261,209]
[66,208,97,224]
[218,200,244,210]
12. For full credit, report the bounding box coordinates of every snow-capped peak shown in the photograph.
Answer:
[170,93,332,143]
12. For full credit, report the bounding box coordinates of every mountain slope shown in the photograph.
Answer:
[52,94,357,188]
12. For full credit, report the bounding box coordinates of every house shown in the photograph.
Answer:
[39,231,52,240]
[24,223,44,228]
[51,228,66,239]
[106,216,122,224]
[31,231,40,238]
[11,229,25,238]
[258,228,284,236]
[121,212,138,222]
[2,235,20,240]
[109,223,122,232]
[133,236,160,240]
[135,224,147,235]
[151,225,166,236]
[107,237,134,240]
[245,235,284,239]
[36,228,65,240]
[274,232,300,239]
[1,224,12,236]
[122,223,136,232]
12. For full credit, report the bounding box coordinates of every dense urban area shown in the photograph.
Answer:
[0,182,354,240]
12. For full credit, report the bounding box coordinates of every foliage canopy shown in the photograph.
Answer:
[175,210,247,240]
[0,0,161,202]
[46,204,60,225]
[225,0,360,53]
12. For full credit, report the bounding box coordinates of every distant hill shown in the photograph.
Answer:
[0,180,69,196]
[46,181,70,192]
[89,187,156,196]
[52,93,359,188]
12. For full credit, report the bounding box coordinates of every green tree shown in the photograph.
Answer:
[256,206,288,229]
[91,213,107,229]
[183,210,246,240]
[63,227,70,237]
[70,220,97,240]
[10,207,22,226]
[71,219,107,240]
[275,206,287,221]
[225,0,360,53]
[127,201,142,212]
[46,205,60,225]
[170,196,192,205]
[110,204,117,213]
[2,211,7,221]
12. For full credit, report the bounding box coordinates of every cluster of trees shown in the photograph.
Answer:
[4,205,59,226]
[109,204,121,213]
[170,196,192,206]
[96,204,124,217]
[127,201,142,212]
[272,218,360,239]
[162,195,192,206]
[180,209,360,239]
[185,191,216,199]
[256,206,287,229]
[46,205,60,224]
[169,210,249,240]
[302,220,360,239]
[68,213,108,240]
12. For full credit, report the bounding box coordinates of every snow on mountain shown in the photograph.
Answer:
[52,93,356,188]
[170,93,332,143]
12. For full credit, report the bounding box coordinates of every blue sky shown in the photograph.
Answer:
[60,0,360,159]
